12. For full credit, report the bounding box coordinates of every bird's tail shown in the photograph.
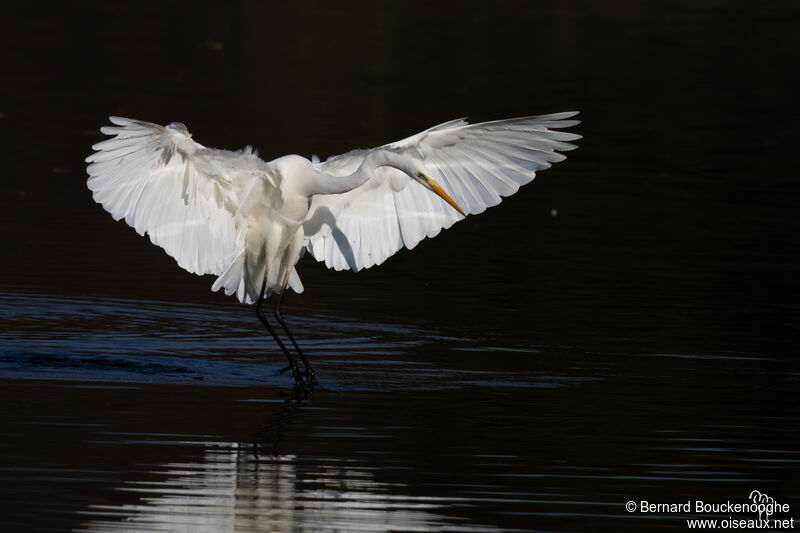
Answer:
[211,251,304,304]
[211,251,256,304]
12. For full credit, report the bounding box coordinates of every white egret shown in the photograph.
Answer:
[86,112,580,386]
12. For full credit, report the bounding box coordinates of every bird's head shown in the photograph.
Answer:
[415,172,466,216]
[377,151,466,216]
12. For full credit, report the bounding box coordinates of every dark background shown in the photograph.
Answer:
[1,1,798,532]
[2,1,798,352]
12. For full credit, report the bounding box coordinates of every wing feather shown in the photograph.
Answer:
[86,117,279,302]
[303,112,580,272]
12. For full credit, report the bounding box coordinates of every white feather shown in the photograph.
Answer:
[87,113,579,303]
[86,117,287,303]
[303,112,580,272]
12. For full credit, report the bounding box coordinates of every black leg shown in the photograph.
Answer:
[255,276,303,385]
[274,269,317,385]
[274,297,317,385]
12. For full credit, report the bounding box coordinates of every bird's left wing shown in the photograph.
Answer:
[86,117,274,279]
[303,112,580,271]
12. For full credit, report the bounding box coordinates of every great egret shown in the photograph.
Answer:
[86,112,580,386]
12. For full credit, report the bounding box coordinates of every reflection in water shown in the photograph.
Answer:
[78,443,502,533]
[2,346,798,532]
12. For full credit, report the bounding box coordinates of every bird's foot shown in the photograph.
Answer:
[277,365,294,375]
[304,369,319,387]
[291,380,313,400]
[277,365,318,387]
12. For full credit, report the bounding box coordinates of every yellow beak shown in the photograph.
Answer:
[421,174,466,216]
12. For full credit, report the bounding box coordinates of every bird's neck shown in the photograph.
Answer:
[304,150,414,196]
[306,166,370,196]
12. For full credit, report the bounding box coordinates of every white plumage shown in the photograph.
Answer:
[304,114,580,272]
[86,113,580,305]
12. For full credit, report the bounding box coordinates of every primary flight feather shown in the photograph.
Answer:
[86,112,580,385]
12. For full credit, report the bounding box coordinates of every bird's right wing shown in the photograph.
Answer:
[303,112,580,272]
[86,117,274,280]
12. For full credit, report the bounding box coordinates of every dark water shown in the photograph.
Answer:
[2,1,799,531]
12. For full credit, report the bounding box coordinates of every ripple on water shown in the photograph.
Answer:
[0,292,604,391]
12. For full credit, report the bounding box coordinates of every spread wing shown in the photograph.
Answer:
[303,112,581,271]
[86,117,279,301]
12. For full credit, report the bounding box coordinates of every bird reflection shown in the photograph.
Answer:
[78,441,501,532]
[78,395,501,532]
[253,392,310,456]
